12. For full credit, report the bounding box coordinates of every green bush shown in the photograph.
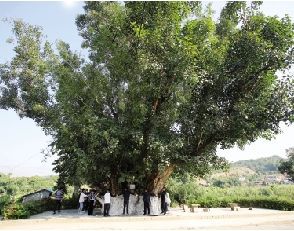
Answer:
[0,195,11,215]
[168,179,294,211]
[23,199,55,216]
[3,202,30,219]
[62,195,79,209]
[184,197,294,211]
[237,198,294,211]
[193,197,231,208]
[2,196,79,219]
[23,197,78,216]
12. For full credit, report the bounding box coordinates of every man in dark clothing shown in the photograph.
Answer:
[88,189,96,215]
[83,189,89,212]
[121,180,128,191]
[160,187,166,214]
[143,189,150,215]
[122,188,131,215]
[53,188,64,215]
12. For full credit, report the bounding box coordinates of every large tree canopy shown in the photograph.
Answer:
[1,1,294,194]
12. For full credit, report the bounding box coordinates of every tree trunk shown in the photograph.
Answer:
[110,172,119,196]
[147,164,175,195]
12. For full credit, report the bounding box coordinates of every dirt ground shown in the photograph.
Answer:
[1,207,293,230]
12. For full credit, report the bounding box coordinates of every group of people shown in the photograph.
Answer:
[52,187,171,216]
[142,188,170,215]
[78,188,102,215]
[78,188,111,216]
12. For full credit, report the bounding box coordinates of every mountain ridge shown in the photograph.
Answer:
[231,155,284,173]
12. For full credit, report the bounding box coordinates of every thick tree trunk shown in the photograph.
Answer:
[110,172,119,196]
[147,164,175,195]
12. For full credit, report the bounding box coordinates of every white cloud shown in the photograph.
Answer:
[63,0,77,9]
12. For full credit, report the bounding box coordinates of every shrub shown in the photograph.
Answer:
[0,195,11,215]
[167,179,294,211]
[237,198,294,211]
[62,195,79,209]
[2,196,79,219]
[3,202,29,219]
[23,199,55,216]
[23,197,78,216]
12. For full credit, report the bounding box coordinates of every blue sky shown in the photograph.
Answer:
[0,1,294,176]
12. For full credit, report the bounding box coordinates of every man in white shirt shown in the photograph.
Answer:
[103,189,111,216]
[78,189,87,214]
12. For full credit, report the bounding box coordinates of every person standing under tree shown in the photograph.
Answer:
[53,187,64,215]
[164,191,171,215]
[88,189,96,215]
[122,188,131,215]
[103,189,111,216]
[83,189,89,212]
[78,188,87,214]
[160,187,166,214]
[143,189,150,215]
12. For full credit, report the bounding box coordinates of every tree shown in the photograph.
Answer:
[1,2,294,195]
[279,148,294,181]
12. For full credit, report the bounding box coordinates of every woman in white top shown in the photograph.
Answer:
[78,189,88,214]
[164,192,171,215]
[103,190,111,216]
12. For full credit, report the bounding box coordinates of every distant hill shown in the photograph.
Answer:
[205,156,286,187]
[232,155,284,173]
[212,166,256,178]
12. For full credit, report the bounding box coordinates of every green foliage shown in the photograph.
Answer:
[0,173,57,197]
[279,147,294,181]
[3,200,50,219]
[21,197,77,216]
[22,199,53,216]
[168,176,294,211]
[0,173,58,215]
[62,195,79,209]
[1,2,294,192]
[2,197,78,220]
[0,194,11,214]
[0,174,78,219]
[236,198,294,211]
[2,202,30,219]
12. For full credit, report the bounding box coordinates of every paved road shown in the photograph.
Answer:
[1,208,293,230]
